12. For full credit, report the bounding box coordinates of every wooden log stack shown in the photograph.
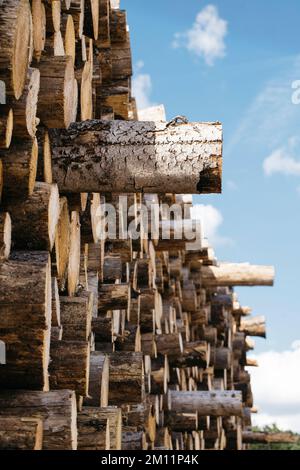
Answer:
[0,0,277,451]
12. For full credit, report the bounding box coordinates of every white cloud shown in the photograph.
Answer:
[190,204,232,246]
[132,62,156,111]
[249,341,300,432]
[263,138,300,176]
[173,5,228,66]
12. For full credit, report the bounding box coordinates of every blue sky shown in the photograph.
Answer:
[124,0,300,429]
[124,0,300,353]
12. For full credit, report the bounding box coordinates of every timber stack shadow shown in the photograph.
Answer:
[0,0,281,451]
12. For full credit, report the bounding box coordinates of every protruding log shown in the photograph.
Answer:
[8,68,40,139]
[64,0,84,39]
[168,391,243,417]
[0,252,51,390]
[50,120,222,194]
[107,352,144,405]
[1,138,38,200]
[83,352,109,407]
[0,390,77,450]
[242,431,300,444]
[0,417,43,450]
[240,316,266,338]
[5,183,59,251]
[77,408,109,450]
[98,283,130,313]
[0,106,13,148]
[60,292,92,341]
[201,263,275,287]
[83,0,99,39]
[49,340,90,397]
[37,56,76,129]
[0,0,32,99]
[0,212,11,261]
[61,14,76,63]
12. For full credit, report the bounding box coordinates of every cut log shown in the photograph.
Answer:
[87,407,122,450]
[107,352,144,405]
[83,352,109,407]
[201,263,275,287]
[60,292,92,341]
[0,0,32,99]
[61,14,76,63]
[122,427,147,451]
[50,120,222,194]
[168,390,243,417]
[0,212,11,261]
[242,431,300,444]
[0,252,51,390]
[67,211,81,296]
[155,333,183,356]
[49,340,90,397]
[169,341,208,368]
[0,106,13,148]
[5,183,59,251]
[98,283,130,313]
[77,408,109,450]
[164,411,198,432]
[37,56,76,129]
[97,0,110,48]
[32,0,46,60]
[0,416,43,450]
[64,0,84,38]
[83,0,99,39]
[54,197,70,289]
[92,316,113,342]
[8,67,40,139]
[0,390,77,450]
[210,347,232,370]
[240,316,266,338]
[1,137,38,200]
[51,277,61,327]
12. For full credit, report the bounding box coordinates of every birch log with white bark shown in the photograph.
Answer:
[50,120,222,194]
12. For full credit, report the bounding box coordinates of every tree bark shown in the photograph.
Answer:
[0,252,51,390]
[107,352,144,405]
[5,183,59,251]
[1,138,38,200]
[0,416,43,450]
[77,408,109,450]
[201,263,275,287]
[60,292,93,341]
[49,340,90,397]
[49,120,222,194]
[98,282,130,313]
[164,411,198,432]
[0,106,13,149]
[240,316,266,338]
[168,390,243,417]
[0,390,77,450]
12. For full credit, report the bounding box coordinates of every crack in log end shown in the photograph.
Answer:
[197,164,222,194]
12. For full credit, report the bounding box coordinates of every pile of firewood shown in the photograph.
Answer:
[0,0,278,451]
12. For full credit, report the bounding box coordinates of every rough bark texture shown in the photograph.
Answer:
[0,416,43,450]
[77,408,109,450]
[50,120,222,194]
[0,390,77,450]
[83,352,109,407]
[201,263,275,287]
[168,391,243,417]
[107,352,144,406]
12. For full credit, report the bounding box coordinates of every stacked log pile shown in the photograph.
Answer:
[0,0,276,451]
